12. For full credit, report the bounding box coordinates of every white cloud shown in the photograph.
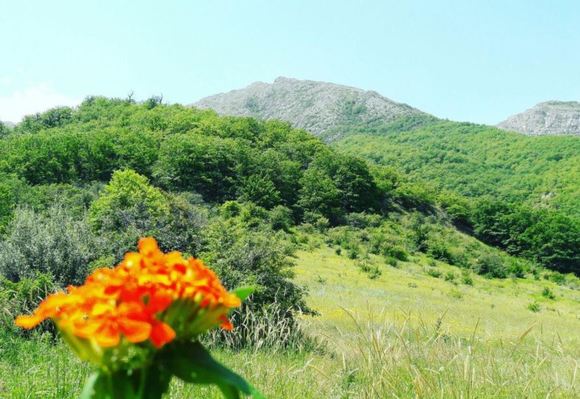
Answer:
[0,83,81,123]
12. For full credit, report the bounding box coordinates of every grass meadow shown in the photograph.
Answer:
[1,245,579,398]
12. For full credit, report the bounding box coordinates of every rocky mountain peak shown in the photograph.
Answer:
[194,77,427,136]
[497,101,580,136]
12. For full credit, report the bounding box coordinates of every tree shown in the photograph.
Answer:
[89,169,169,231]
[238,174,281,209]
[297,167,341,223]
[153,134,245,202]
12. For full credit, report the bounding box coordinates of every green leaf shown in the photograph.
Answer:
[163,340,264,399]
[233,286,255,302]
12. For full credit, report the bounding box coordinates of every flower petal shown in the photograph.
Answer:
[150,322,175,348]
[15,314,44,329]
[119,318,152,343]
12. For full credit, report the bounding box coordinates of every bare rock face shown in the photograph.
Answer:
[194,77,427,136]
[497,101,580,136]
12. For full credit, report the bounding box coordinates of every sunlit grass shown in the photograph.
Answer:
[294,246,580,345]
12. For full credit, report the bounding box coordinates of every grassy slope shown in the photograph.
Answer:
[1,246,579,398]
[295,246,580,342]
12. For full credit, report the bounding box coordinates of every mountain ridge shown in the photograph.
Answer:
[196,77,580,137]
[194,77,430,138]
[497,101,580,136]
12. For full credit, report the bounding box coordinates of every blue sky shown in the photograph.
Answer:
[1,0,579,123]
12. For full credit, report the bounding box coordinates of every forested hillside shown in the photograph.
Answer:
[193,77,579,274]
[333,120,579,273]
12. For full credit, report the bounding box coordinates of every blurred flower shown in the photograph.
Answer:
[16,237,241,363]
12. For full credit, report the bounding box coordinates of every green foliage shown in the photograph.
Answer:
[461,270,474,285]
[427,239,454,264]
[0,206,104,286]
[153,133,246,202]
[0,129,159,184]
[89,169,170,231]
[472,198,579,274]
[0,121,11,137]
[0,173,26,233]
[437,191,472,226]
[201,215,308,316]
[15,106,74,134]
[357,260,382,279]
[297,167,342,223]
[335,121,580,274]
[384,256,399,267]
[268,205,293,232]
[238,174,281,209]
[527,301,541,313]
[541,287,556,300]
[426,268,442,278]
[0,272,57,334]
[444,271,456,282]
[336,121,580,217]
[475,253,507,279]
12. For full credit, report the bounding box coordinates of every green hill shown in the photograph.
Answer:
[334,120,580,217]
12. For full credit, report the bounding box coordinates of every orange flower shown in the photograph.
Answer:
[16,237,241,356]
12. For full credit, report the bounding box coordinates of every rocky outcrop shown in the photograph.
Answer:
[497,101,580,136]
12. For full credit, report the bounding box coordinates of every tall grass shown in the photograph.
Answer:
[203,304,322,353]
[2,307,577,398]
[323,308,579,398]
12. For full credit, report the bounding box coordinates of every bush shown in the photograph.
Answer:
[202,218,308,316]
[0,206,104,286]
[426,268,442,278]
[382,245,409,261]
[527,301,541,313]
[545,271,566,285]
[302,211,330,231]
[89,169,170,231]
[508,259,526,278]
[357,260,382,279]
[475,253,507,278]
[347,247,360,259]
[345,212,382,228]
[384,256,399,268]
[427,238,454,264]
[461,270,474,286]
[269,205,293,231]
[444,271,456,282]
[541,287,556,300]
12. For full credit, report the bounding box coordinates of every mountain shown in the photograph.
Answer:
[195,77,430,138]
[497,101,580,136]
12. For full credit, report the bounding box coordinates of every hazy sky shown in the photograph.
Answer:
[1,0,579,123]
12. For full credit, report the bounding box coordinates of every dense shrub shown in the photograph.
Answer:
[0,173,26,233]
[89,169,170,231]
[202,217,309,316]
[475,253,507,278]
[0,206,104,286]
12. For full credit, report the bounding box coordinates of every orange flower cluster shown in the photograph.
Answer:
[16,237,241,351]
